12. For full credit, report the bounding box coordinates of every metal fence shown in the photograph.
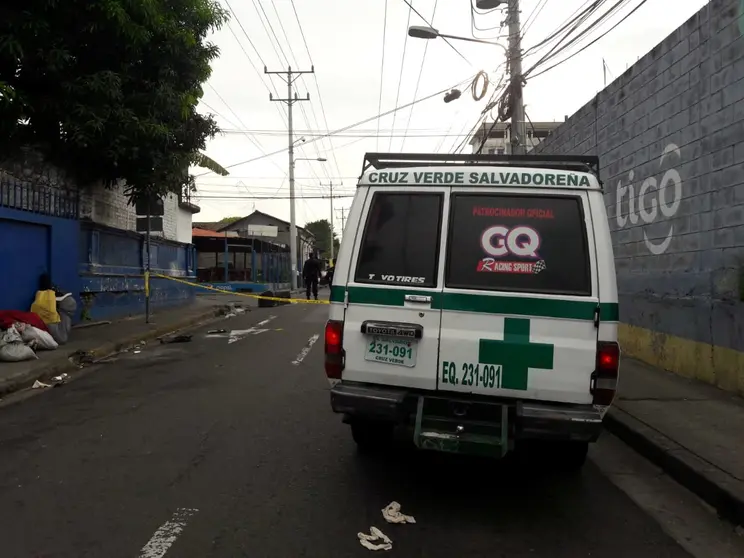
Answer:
[0,174,79,219]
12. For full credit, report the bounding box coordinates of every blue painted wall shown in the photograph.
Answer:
[0,207,80,312]
[79,221,196,321]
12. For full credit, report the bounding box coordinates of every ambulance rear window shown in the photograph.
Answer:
[355,192,443,287]
[445,193,591,296]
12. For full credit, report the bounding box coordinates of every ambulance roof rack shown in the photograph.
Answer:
[362,152,600,177]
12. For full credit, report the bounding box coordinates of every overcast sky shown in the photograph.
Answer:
[194,0,707,234]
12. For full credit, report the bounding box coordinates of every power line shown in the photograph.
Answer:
[389,0,413,151]
[524,0,634,79]
[470,0,503,38]
[204,84,287,176]
[224,0,268,67]
[221,5,288,123]
[402,0,439,151]
[527,0,650,79]
[243,0,335,191]
[289,0,345,182]
[522,0,601,58]
[270,0,300,67]
[401,0,472,68]
[522,0,549,37]
[195,194,354,200]
[451,68,507,154]
[215,126,462,133]
[254,0,292,66]
[267,0,331,187]
[206,83,264,153]
[525,0,631,76]
[291,0,313,63]
[197,186,356,194]
[218,130,495,138]
[198,72,477,175]
[197,176,359,181]
[377,0,389,151]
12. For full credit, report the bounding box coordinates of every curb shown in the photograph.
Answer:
[604,407,744,527]
[0,306,228,398]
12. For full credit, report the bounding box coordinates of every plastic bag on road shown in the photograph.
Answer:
[358,527,392,551]
[381,501,416,524]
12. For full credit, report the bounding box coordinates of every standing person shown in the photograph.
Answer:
[302,252,322,300]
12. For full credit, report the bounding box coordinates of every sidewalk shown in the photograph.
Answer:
[0,294,252,397]
[606,356,744,526]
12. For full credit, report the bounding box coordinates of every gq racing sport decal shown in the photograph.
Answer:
[477,225,547,275]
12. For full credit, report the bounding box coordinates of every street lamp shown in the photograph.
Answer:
[294,157,327,164]
[407,25,508,52]
[407,23,525,154]
[475,0,504,9]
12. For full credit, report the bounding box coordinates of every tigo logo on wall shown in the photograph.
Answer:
[615,143,682,255]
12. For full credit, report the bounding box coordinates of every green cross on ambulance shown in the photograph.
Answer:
[323,153,620,471]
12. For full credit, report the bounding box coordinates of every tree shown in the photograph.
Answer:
[304,219,340,259]
[0,0,228,201]
[195,153,229,177]
[218,216,243,225]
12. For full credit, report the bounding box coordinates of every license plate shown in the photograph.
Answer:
[365,336,417,368]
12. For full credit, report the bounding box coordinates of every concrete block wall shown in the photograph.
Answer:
[531,0,744,395]
[1,152,182,242]
[79,183,179,241]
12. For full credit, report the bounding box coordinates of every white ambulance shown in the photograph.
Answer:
[324,153,620,470]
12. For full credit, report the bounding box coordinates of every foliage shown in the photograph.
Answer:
[218,216,243,225]
[195,152,229,176]
[304,219,340,258]
[0,0,229,202]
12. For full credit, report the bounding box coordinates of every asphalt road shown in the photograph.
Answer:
[0,298,739,558]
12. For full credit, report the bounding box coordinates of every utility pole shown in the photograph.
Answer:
[336,207,348,233]
[320,182,340,260]
[506,0,526,155]
[329,181,334,261]
[266,65,314,289]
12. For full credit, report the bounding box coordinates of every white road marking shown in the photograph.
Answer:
[292,334,320,365]
[255,316,276,328]
[206,316,277,343]
[138,508,198,558]
[227,328,269,344]
[227,316,276,344]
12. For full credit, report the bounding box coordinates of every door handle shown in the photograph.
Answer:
[405,294,431,303]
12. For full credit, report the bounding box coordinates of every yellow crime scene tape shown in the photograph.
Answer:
[151,273,330,305]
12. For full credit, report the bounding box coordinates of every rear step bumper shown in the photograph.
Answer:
[331,382,603,443]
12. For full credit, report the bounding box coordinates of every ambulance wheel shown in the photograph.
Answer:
[351,420,393,452]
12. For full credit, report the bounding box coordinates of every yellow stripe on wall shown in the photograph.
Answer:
[619,323,744,396]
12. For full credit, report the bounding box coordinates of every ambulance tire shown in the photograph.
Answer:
[350,420,394,452]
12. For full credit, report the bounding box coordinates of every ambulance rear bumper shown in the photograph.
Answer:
[330,382,604,443]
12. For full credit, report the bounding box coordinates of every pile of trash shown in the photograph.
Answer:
[0,318,59,363]
[358,501,416,552]
[0,274,78,363]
